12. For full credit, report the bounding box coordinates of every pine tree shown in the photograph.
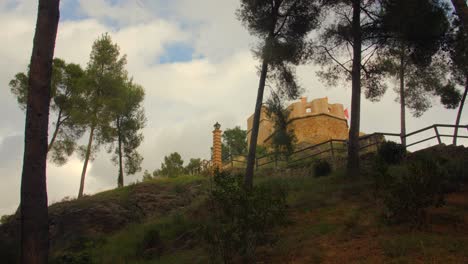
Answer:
[111,80,146,187]
[9,58,86,165]
[78,33,128,198]
[237,0,321,188]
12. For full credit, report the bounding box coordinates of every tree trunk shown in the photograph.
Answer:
[453,76,468,145]
[451,0,468,145]
[399,51,407,148]
[47,108,62,152]
[78,125,95,198]
[245,59,269,189]
[20,1,59,263]
[451,0,468,36]
[347,0,362,177]
[117,118,124,188]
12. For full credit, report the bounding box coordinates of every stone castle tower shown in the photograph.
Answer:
[247,97,349,147]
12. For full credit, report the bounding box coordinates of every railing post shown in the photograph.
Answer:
[434,126,442,145]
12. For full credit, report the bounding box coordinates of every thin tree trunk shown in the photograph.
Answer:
[451,0,468,145]
[245,59,269,189]
[117,118,124,188]
[453,76,468,145]
[451,0,468,36]
[21,1,59,263]
[47,108,62,152]
[399,51,407,148]
[347,0,362,177]
[78,125,95,198]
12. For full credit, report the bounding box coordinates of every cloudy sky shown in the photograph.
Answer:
[0,0,466,216]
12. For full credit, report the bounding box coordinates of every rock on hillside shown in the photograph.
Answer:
[0,177,205,258]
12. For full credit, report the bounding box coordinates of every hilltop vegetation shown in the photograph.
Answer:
[1,144,467,263]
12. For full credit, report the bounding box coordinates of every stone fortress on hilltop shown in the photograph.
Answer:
[247,97,350,148]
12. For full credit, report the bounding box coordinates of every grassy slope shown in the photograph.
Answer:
[65,168,468,264]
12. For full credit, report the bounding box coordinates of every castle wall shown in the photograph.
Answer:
[247,97,349,148]
[288,114,348,145]
[246,107,275,146]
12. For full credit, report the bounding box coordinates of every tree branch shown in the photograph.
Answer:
[319,45,352,74]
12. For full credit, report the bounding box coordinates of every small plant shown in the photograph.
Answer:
[378,141,406,165]
[313,160,331,177]
[140,228,163,259]
[205,170,288,263]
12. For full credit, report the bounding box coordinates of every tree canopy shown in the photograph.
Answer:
[78,33,130,197]
[238,0,321,188]
[9,58,86,165]
[222,126,247,161]
[160,152,185,178]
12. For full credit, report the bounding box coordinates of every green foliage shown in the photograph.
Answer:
[313,160,332,177]
[140,228,162,259]
[92,213,199,263]
[9,58,86,165]
[237,0,321,97]
[380,154,448,226]
[380,0,450,66]
[160,152,184,178]
[222,126,247,161]
[110,79,146,186]
[0,214,12,225]
[79,33,129,162]
[266,92,296,158]
[365,0,458,116]
[185,158,202,175]
[377,141,406,165]
[255,145,268,157]
[142,170,153,182]
[205,171,288,263]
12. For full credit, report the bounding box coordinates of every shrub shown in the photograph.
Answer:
[205,171,288,263]
[382,154,447,226]
[140,228,163,259]
[0,214,12,225]
[313,160,331,177]
[378,141,406,165]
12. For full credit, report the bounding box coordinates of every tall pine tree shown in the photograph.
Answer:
[78,34,127,198]
[237,0,321,188]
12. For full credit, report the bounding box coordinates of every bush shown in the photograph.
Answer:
[140,228,163,259]
[381,154,447,226]
[205,171,288,263]
[378,141,406,165]
[0,214,12,225]
[313,160,331,177]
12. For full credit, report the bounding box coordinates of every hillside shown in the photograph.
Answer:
[1,145,468,263]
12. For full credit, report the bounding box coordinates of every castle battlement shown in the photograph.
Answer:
[247,97,349,147]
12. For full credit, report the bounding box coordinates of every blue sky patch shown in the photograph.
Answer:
[159,43,198,64]
[61,0,88,21]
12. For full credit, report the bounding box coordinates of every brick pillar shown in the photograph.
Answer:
[212,122,222,171]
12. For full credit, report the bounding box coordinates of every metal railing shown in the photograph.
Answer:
[221,124,468,170]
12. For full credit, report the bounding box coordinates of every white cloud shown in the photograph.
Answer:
[78,0,153,26]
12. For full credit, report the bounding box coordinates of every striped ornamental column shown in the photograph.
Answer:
[212,122,222,171]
